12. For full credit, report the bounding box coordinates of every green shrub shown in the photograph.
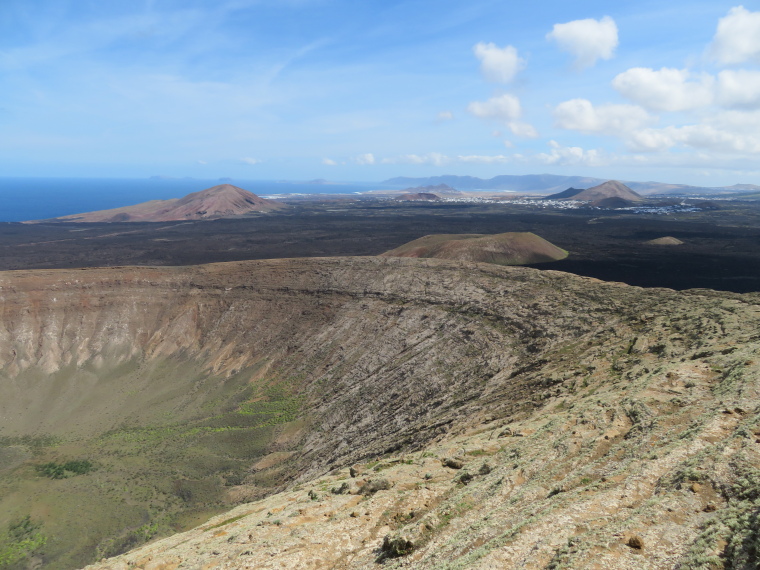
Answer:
[35,459,94,479]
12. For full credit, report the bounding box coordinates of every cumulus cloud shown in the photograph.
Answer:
[241,157,261,165]
[553,98,653,134]
[709,6,760,65]
[353,153,375,165]
[612,67,760,112]
[546,16,618,68]
[437,110,454,121]
[473,43,525,83]
[467,94,538,137]
[322,158,337,166]
[710,109,760,134]
[535,140,605,166]
[716,70,760,109]
[468,93,521,122]
[627,124,760,154]
[625,128,679,152]
[612,67,714,112]
[508,121,539,138]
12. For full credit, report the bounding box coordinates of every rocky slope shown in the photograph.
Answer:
[0,258,758,568]
[32,184,285,222]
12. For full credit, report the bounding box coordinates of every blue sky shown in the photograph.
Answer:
[2,0,760,185]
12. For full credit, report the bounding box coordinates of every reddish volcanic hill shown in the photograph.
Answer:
[381,232,568,265]
[547,180,643,203]
[35,184,286,222]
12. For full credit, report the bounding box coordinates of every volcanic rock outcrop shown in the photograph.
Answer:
[33,184,285,222]
[381,231,568,265]
[0,258,759,569]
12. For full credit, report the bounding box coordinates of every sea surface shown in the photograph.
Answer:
[0,177,395,222]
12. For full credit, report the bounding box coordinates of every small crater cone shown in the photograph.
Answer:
[646,236,684,246]
[381,232,568,266]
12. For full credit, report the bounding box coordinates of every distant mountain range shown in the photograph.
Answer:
[383,174,760,195]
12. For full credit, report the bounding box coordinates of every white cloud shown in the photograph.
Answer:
[671,124,760,154]
[456,154,511,164]
[611,67,760,112]
[507,121,538,138]
[612,67,714,112]
[716,70,760,109]
[437,110,454,121]
[354,153,375,165]
[196,160,207,165]
[553,98,653,134]
[627,124,760,154]
[322,158,337,166]
[546,16,618,69]
[625,128,678,152]
[535,140,605,166]
[468,93,521,122]
[381,153,449,166]
[241,157,261,165]
[473,43,525,83]
[379,153,514,165]
[710,109,760,134]
[709,6,760,65]
[467,94,538,138]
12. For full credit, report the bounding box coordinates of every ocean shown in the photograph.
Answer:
[0,177,395,222]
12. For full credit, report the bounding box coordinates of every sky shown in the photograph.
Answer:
[2,0,760,186]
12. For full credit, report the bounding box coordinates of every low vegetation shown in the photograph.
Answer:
[0,516,46,569]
